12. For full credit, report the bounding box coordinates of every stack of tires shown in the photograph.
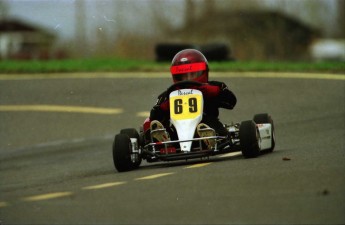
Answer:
[155,44,197,62]
[155,43,233,62]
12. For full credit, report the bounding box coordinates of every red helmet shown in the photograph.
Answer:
[170,49,209,83]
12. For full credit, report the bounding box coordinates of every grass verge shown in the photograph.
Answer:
[0,58,344,74]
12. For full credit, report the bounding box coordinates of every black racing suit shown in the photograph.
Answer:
[149,81,237,137]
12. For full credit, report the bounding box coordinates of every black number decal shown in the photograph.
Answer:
[189,97,197,113]
[174,99,183,114]
[174,97,198,114]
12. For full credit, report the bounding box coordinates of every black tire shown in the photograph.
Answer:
[113,134,134,172]
[120,128,140,140]
[239,120,260,158]
[155,43,198,62]
[253,113,275,152]
[253,113,273,127]
[200,43,230,61]
[120,128,142,168]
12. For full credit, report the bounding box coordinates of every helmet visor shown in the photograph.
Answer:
[173,71,204,82]
[171,62,207,82]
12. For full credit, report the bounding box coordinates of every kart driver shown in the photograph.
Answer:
[147,49,237,149]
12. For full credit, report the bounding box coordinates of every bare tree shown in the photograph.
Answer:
[0,0,9,20]
[75,0,87,57]
[336,0,345,37]
[203,0,216,15]
[150,1,180,35]
[185,0,195,26]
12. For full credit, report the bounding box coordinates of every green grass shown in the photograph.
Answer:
[210,61,345,73]
[0,58,344,73]
[0,58,168,73]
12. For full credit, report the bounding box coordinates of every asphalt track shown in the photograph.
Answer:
[0,72,344,225]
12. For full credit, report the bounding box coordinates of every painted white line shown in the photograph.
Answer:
[136,111,150,118]
[0,134,114,160]
[218,152,242,158]
[135,172,175,180]
[184,162,211,169]
[0,105,123,115]
[22,192,73,202]
[0,201,8,208]
[82,181,126,190]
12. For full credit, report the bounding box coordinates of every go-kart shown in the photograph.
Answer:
[112,81,275,172]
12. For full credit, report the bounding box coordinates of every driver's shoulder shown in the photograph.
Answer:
[157,90,168,100]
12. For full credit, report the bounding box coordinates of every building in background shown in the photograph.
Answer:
[1,0,344,61]
[0,19,57,60]
[164,11,320,61]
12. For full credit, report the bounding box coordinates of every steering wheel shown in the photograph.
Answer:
[166,81,204,94]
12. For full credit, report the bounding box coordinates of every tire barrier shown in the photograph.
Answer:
[200,43,232,61]
[155,43,233,62]
[155,44,197,62]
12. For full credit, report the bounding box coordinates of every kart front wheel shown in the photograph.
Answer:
[253,113,275,152]
[113,134,134,172]
[239,120,260,158]
[120,128,142,168]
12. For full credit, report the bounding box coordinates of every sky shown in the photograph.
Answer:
[3,0,77,40]
[2,0,185,43]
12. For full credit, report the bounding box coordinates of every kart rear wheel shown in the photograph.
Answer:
[120,128,139,140]
[239,120,260,158]
[113,134,134,172]
[253,113,275,152]
[120,128,142,168]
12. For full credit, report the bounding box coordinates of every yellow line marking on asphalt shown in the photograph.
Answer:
[82,181,126,190]
[184,162,211,169]
[136,111,150,117]
[0,105,123,115]
[22,192,73,202]
[0,201,8,208]
[218,152,242,158]
[135,172,175,180]
[0,72,344,80]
